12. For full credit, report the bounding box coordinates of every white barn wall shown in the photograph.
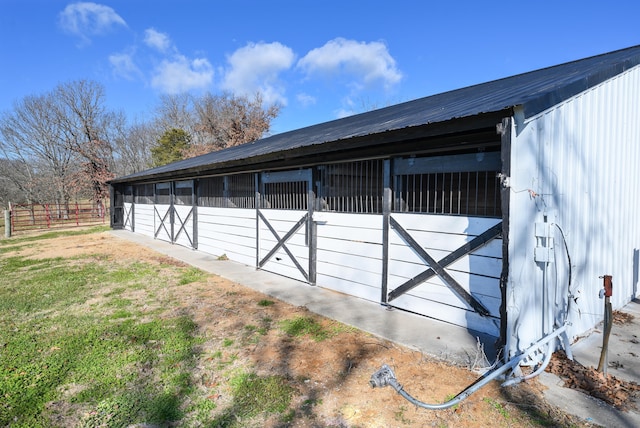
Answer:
[133,204,154,238]
[197,207,256,266]
[508,66,640,355]
[315,212,383,302]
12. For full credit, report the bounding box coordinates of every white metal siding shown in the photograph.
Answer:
[508,65,640,355]
[315,212,383,302]
[198,207,256,266]
[133,204,154,237]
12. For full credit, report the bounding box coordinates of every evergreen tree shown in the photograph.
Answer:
[151,128,191,167]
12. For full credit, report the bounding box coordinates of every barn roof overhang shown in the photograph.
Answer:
[110,109,511,185]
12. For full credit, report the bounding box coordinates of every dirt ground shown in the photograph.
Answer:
[11,230,637,427]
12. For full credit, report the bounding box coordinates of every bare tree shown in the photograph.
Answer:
[152,91,280,159]
[111,120,156,176]
[52,80,121,203]
[188,92,280,157]
[154,93,197,136]
[0,94,78,205]
[0,160,22,208]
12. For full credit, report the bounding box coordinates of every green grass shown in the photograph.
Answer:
[1,311,199,427]
[209,372,295,427]
[178,266,207,285]
[280,316,335,342]
[0,229,204,427]
[484,397,511,420]
[0,225,109,245]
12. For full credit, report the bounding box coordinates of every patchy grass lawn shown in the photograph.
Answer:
[0,228,593,427]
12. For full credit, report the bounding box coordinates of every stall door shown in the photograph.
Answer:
[154,181,196,248]
[123,185,134,231]
[154,182,172,243]
[257,170,315,283]
[385,152,503,336]
[172,180,195,249]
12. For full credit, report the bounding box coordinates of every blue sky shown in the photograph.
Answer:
[1,1,639,135]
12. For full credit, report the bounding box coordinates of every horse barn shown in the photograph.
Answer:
[110,45,640,360]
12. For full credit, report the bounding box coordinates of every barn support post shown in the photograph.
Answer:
[381,159,391,303]
[131,186,135,232]
[308,168,317,285]
[170,182,176,244]
[498,116,512,359]
[192,179,198,250]
[254,172,261,268]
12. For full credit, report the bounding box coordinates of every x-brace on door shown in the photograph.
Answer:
[257,169,315,284]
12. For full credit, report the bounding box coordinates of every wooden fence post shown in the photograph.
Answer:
[4,209,10,238]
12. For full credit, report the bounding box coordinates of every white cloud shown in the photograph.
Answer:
[297,38,402,89]
[151,55,214,93]
[296,92,316,107]
[58,2,127,45]
[221,42,295,106]
[109,51,142,80]
[144,28,172,53]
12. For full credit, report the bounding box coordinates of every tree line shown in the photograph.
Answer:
[0,80,280,209]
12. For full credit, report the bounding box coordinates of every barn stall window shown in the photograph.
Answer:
[155,182,171,205]
[317,159,384,213]
[134,184,154,204]
[261,170,310,210]
[124,185,133,203]
[174,180,193,205]
[393,152,501,217]
[198,174,255,208]
[227,174,256,208]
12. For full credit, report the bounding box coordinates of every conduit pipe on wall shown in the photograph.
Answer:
[369,324,568,410]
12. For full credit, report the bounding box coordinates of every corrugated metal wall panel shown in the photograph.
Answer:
[508,66,640,356]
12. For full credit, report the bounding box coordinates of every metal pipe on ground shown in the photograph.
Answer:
[370,324,569,410]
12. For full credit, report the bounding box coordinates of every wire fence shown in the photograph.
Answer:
[7,201,109,235]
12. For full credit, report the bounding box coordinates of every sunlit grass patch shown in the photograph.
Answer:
[280,316,333,342]
[0,233,202,427]
[178,266,208,285]
[207,371,295,426]
[0,226,110,247]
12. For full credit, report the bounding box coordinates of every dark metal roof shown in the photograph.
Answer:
[112,44,640,184]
